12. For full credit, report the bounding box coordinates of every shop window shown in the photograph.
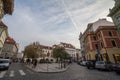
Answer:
[111,40,116,47]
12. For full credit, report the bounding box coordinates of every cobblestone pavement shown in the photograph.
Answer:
[0,63,120,80]
[26,63,70,72]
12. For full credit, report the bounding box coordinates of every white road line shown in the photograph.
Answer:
[0,71,6,78]
[9,70,14,77]
[19,70,26,76]
[27,69,33,74]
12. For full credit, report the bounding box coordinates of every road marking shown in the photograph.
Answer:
[9,70,14,77]
[27,69,33,74]
[19,70,26,76]
[0,71,6,78]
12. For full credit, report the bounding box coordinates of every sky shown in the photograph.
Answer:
[3,0,114,52]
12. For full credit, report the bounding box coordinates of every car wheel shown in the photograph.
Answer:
[116,71,120,74]
[87,67,90,69]
[108,67,112,71]
[6,67,9,70]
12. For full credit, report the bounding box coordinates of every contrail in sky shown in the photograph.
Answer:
[61,0,79,32]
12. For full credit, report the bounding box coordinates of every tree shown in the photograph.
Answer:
[52,47,69,61]
[52,46,70,68]
[24,44,38,58]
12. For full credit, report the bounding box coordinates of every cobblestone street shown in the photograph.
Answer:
[1,63,120,80]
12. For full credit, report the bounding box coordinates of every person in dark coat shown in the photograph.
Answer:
[33,59,37,68]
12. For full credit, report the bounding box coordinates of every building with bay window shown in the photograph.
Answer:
[108,0,120,36]
[82,18,120,63]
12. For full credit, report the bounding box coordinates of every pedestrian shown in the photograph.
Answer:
[32,59,37,68]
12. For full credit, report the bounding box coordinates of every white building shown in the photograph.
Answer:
[59,42,76,61]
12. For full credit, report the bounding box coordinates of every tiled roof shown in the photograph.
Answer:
[0,21,7,28]
[40,45,52,49]
[60,42,75,49]
[6,37,16,44]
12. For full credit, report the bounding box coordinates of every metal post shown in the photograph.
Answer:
[47,62,48,72]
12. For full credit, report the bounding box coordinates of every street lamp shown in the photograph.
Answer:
[104,47,109,62]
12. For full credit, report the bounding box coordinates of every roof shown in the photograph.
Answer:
[40,45,52,50]
[0,21,7,28]
[92,19,114,31]
[2,0,14,15]
[5,37,16,44]
[60,42,75,49]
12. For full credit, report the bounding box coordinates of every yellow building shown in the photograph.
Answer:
[0,22,8,50]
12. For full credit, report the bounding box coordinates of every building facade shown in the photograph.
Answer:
[59,42,76,61]
[0,22,8,53]
[79,32,86,60]
[1,37,19,59]
[108,0,120,36]
[83,19,120,63]
[76,49,81,61]
[39,44,53,59]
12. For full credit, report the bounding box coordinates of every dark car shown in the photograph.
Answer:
[86,60,96,69]
[113,63,120,74]
[77,60,81,65]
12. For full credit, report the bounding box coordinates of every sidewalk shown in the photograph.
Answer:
[25,63,70,73]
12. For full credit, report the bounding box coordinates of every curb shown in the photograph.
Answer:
[24,63,71,73]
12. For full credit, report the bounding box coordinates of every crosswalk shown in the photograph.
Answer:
[0,69,31,78]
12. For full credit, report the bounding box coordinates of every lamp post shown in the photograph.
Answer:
[104,47,109,62]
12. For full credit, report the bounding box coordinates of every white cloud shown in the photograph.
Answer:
[3,0,114,51]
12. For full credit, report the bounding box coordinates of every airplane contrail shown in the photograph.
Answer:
[61,0,79,32]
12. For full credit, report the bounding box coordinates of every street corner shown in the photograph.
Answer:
[24,63,71,73]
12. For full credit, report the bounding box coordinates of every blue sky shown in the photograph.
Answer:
[3,0,114,52]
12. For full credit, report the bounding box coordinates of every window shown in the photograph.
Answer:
[93,36,96,41]
[117,16,120,23]
[108,31,112,36]
[111,40,116,47]
[101,42,103,48]
[98,34,100,38]
[95,44,98,49]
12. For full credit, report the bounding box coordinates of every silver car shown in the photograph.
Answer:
[0,59,10,70]
[95,61,112,71]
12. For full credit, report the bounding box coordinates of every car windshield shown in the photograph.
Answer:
[0,60,9,63]
[106,62,112,64]
[97,61,104,64]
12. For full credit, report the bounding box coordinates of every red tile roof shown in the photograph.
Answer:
[6,37,16,44]
[60,42,75,49]
[0,21,7,28]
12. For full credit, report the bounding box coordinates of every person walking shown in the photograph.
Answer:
[32,59,37,68]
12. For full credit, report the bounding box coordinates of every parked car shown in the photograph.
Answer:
[112,63,120,74]
[86,60,96,69]
[77,60,81,65]
[80,60,87,66]
[95,61,113,71]
[0,59,10,70]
